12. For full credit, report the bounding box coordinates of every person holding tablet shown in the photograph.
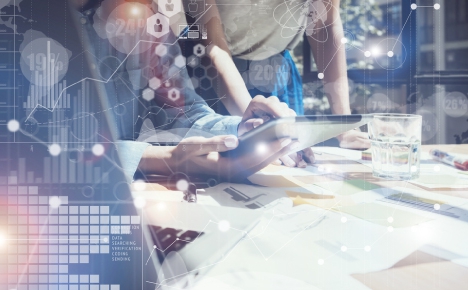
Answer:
[189,0,370,150]
[73,0,314,182]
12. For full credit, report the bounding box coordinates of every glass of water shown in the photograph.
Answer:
[368,114,422,180]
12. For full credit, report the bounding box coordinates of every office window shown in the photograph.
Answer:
[303,0,404,72]
[302,0,468,144]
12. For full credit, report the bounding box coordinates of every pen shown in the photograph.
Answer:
[429,149,468,171]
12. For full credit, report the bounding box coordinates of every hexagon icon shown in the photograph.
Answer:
[142,88,155,101]
[187,55,199,68]
[158,0,181,18]
[193,44,205,57]
[206,66,218,79]
[190,77,199,89]
[194,67,205,78]
[174,79,184,89]
[186,0,205,17]
[142,66,154,79]
[147,13,170,39]
[200,77,211,90]
[200,56,211,67]
[168,88,180,101]
[155,44,168,56]
[149,77,162,90]
[174,55,186,68]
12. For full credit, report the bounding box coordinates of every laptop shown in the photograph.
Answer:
[139,200,261,289]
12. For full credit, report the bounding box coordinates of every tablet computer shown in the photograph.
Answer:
[222,114,373,158]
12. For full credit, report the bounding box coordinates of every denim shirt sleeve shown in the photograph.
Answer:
[80,8,242,182]
[115,141,150,183]
[117,115,240,183]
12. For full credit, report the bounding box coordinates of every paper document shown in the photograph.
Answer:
[313,147,364,160]
[338,202,432,228]
[380,191,468,222]
[291,195,354,209]
[201,183,290,209]
[314,179,381,195]
[253,164,325,177]
[352,245,468,290]
[248,173,308,188]
[410,173,468,189]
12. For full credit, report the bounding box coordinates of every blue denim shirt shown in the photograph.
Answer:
[79,7,241,182]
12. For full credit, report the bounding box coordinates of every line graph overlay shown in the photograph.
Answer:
[24,6,214,122]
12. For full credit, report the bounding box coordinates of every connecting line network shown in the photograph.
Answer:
[25,5,215,122]
[143,193,395,288]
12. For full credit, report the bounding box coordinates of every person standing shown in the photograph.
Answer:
[189,0,370,149]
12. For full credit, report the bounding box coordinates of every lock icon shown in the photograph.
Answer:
[189,0,198,13]
[193,44,205,57]
[187,0,205,16]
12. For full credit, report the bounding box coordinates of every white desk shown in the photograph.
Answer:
[134,145,468,289]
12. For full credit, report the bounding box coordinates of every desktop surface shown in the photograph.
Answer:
[134,144,468,290]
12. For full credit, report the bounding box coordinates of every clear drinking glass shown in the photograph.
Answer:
[368,114,422,180]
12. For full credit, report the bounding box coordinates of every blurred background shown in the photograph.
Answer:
[291,0,468,145]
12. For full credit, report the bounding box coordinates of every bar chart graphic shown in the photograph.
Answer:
[5,155,110,185]
[22,40,70,109]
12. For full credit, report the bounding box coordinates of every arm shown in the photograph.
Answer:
[306,0,370,149]
[196,0,252,116]
[138,135,297,181]
[137,96,310,181]
[306,0,350,115]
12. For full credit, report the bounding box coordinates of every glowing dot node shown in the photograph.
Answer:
[218,220,230,232]
[131,7,140,15]
[49,144,62,156]
[133,196,146,209]
[256,143,268,154]
[92,144,105,156]
[387,51,394,57]
[153,245,157,249]
[371,47,381,56]
[387,216,394,223]
[157,202,166,211]
[7,119,20,132]
[340,37,348,44]
[434,203,440,210]
[364,246,371,252]
[133,180,146,191]
[176,179,189,191]
[364,51,371,57]
[341,216,347,223]
[318,73,324,79]
[0,232,6,246]
[411,3,417,10]
[434,3,440,10]
[317,259,324,265]
[49,196,61,209]
[341,246,347,252]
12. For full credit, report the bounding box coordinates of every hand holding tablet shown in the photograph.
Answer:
[223,114,373,158]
